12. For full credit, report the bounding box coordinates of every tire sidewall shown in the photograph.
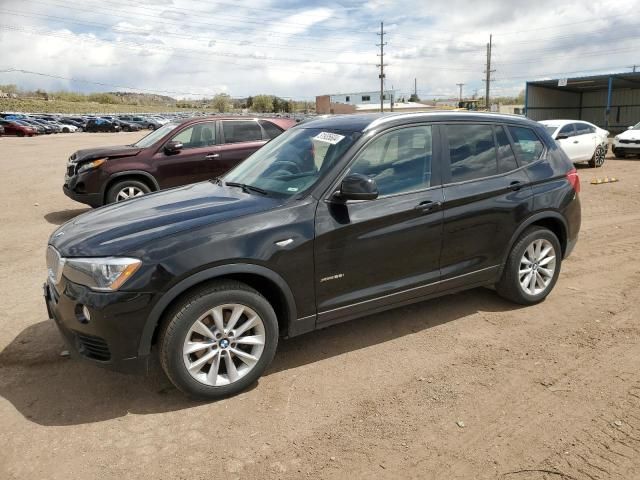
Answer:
[511,229,562,303]
[161,289,279,400]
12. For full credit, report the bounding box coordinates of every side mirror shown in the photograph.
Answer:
[336,173,378,201]
[556,134,569,140]
[628,126,634,130]
[164,141,183,154]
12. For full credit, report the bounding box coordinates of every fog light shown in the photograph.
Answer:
[81,305,91,322]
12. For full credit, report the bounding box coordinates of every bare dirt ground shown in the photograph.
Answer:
[1,132,639,480]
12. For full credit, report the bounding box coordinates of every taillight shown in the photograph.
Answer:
[566,168,580,193]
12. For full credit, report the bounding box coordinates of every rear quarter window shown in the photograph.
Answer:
[508,126,545,165]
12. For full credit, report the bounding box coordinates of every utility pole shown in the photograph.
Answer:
[627,65,638,72]
[414,78,417,97]
[483,34,495,111]
[377,21,387,113]
[456,83,465,102]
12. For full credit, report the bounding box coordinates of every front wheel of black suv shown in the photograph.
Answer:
[496,227,562,305]
[158,281,279,400]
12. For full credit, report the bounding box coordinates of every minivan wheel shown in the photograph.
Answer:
[106,179,151,204]
[496,227,562,305]
[589,145,606,168]
[158,281,279,400]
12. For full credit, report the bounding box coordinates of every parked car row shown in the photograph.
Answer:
[0,112,183,136]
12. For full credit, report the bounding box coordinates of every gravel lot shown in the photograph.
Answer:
[1,132,639,479]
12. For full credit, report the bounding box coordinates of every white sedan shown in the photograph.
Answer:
[540,120,608,168]
[612,122,640,158]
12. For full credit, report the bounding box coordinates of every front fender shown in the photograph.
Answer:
[137,263,298,356]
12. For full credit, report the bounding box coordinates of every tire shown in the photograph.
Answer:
[148,124,155,130]
[105,179,151,204]
[62,127,70,133]
[495,226,562,305]
[589,145,606,168]
[158,280,279,400]
[17,131,24,137]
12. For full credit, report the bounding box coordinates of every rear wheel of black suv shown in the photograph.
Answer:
[496,227,562,305]
[158,280,279,400]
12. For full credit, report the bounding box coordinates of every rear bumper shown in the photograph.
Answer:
[43,279,154,375]
[63,185,102,208]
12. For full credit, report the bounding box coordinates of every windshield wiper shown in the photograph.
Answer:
[225,181,269,196]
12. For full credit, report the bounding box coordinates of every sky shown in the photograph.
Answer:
[0,0,639,100]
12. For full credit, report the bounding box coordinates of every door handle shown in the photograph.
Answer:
[205,153,219,159]
[509,181,522,191]
[414,200,442,212]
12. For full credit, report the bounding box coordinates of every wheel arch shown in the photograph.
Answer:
[138,264,298,357]
[102,171,160,203]
[498,211,568,277]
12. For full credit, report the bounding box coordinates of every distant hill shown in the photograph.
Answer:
[107,92,177,104]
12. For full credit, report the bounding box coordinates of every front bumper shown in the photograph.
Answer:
[63,185,102,208]
[43,277,154,375]
[613,143,640,155]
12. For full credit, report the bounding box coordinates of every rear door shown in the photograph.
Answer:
[217,120,267,168]
[574,122,597,159]
[439,123,534,289]
[152,121,225,188]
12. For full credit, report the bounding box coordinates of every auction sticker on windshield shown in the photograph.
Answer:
[313,131,345,144]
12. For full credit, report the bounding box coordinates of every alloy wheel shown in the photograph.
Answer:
[519,238,556,296]
[115,186,145,201]
[182,304,266,387]
[595,147,605,166]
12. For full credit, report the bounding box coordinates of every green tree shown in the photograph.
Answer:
[252,94,273,113]
[211,93,232,113]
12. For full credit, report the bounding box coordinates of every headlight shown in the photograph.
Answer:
[77,158,107,173]
[63,257,141,291]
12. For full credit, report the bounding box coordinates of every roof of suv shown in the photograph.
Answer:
[301,111,535,132]
[176,115,297,130]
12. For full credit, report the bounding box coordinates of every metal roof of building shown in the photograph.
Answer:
[528,72,640,92]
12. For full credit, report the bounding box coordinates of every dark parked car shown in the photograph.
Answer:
[0,119,36,136]
[63,116,296,206]
[114,119,141,132]
[118,115,163,130]
[85,119,122,133]
[46,112,581,399]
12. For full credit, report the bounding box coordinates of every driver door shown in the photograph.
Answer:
[152,121,224,188]
[314,124,444,327]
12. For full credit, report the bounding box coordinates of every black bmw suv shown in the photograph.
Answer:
[44,112,581,399]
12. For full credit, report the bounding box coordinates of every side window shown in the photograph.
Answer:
[447,124,497,182]
[508,126,545,165]
[496,126,519,173]
[222,120,263,143]
[349,125,432,197]
[558,124,575,138]
[171,122,216,149]
[259,120,284,140]
[576,123,594,135]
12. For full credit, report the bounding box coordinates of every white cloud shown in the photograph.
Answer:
[0,0,639,100]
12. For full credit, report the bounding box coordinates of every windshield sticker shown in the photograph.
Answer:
[313,131,345,145]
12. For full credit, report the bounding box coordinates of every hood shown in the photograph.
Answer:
[71,145,142,163]
[618,129,640,140]
[49,181,282,257]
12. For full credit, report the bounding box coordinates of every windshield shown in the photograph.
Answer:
[133,122,180,148]
[224,127,360,197]
[632,122,640,130]
[544,126,558,136]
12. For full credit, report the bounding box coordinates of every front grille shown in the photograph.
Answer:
[620,139,640,144]
[75,332,111,361]
[67,165,76,177]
